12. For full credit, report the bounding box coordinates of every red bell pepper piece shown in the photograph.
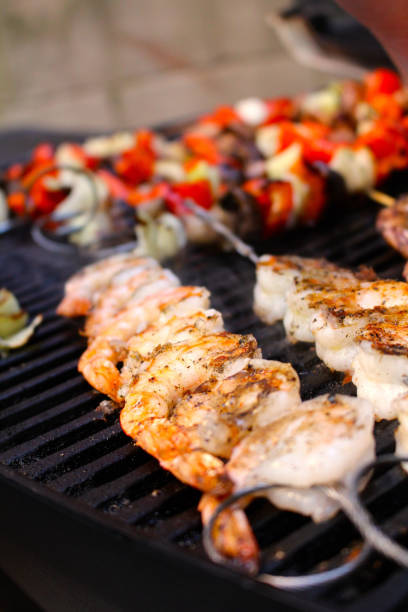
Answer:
[115,130,155,186]
[242,178,270,208]
[183,133,221,164]
[4,163,24,181]
[243,178,294,236]
[364,69,402,99]
[7,192,26,216]
[32,143,54,165]
[303,138,343,164]
[357,122,404,159]
[199,105,241,128]
[263,98,295,125]
[97,169,130,200]
[127,182,169,207]
[136,129,155,151]
[262,182,294,235]
[164,190,191,217]
[299,171,326,225]
[172,179,213,210]
[29,179,67,216]
[369,94,402,121]
[275,121,300,152]
[289,158,327,225]
[21,162,58,190]
[115,149,154,185]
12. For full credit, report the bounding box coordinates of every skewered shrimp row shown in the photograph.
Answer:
[58,252,375,572]
[255,254,408,421]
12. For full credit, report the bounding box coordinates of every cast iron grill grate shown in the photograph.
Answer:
[1,199,408,611]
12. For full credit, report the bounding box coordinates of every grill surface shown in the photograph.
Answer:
[1,135,408,611]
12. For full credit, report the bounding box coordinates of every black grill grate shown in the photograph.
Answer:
[1,198,408,611]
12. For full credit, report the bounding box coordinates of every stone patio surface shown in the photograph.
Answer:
[0,0,338,131]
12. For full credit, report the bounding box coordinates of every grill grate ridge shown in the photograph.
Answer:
[0,393,103,457]
[54,444,145,496]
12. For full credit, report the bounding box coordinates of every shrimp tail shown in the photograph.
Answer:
[199,493,259,575]
[57,296,92,317]
[78,339,124,403]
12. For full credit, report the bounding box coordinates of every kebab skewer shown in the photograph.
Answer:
[184,200,408,571]
[58,252,381,584]
[4,69,408,256]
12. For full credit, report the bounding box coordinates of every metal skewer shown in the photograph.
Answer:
[327,454,408,568]
[367,189,396,208]
[203,483,372,589]
[183,190,397,265]
[183,199,260,264]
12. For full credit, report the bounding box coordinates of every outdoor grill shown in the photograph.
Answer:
[1,131,408,612]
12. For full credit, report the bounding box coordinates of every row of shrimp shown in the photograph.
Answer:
[254,253,408,458]
[57,251,376,573]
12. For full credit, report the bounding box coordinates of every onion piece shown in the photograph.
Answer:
[0,189,8,223]
[0,314,42,350]
[0,288,42,351]
[135,211,187,260]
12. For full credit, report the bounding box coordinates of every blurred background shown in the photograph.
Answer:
[0,0,391,131]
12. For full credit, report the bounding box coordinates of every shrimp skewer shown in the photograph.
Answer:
[58,252,378,574]
[191,208,408,418]
[59,262,265,569]
[254,253,408,419]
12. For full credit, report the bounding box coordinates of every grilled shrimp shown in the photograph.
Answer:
[119,309,224,397]
[171,359,300,459]
[254,254,360,331]
[128,358,299,488]
[79,286,210,402]
[84,267,179,338]
[120,333,259,492]
[308,280,408,373]
[356,279,408,309]
[226,394,375,522]
[57,253,157,317]
[312,304,408,418]
[352,312,408,419]
[285,276,408,369]
[254,255,385,342]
